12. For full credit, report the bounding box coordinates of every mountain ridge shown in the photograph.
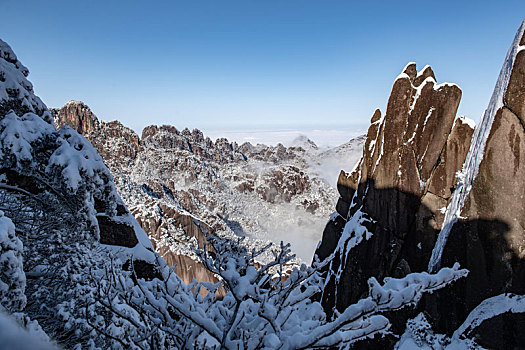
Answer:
[51,99,365,270]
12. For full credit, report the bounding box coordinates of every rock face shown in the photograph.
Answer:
[423,20,525,348]
[51,100,99,135]
[316,20,525,348]
[141,125,245,164]
[316,63,474,314]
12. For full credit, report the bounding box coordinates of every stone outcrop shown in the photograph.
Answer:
[315,63,474,338]
[141,125,246,164]
[97,215,139,248]
[422,21,525,349]
[89,120,141,170]
[51,100,99,135]
[316,20,525,348]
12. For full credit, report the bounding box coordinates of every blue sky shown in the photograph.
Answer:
[2,1,525,138]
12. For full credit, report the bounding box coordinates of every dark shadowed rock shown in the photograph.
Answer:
[426,116,475,201]
[316,21,525,348]
[97,215,139,248]
[423,25,525,346]
[123,259,163,281]
[314,62,475,345]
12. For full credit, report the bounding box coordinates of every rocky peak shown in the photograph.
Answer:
[316,20,525,349]
[52,101,140,171]
[315,61,474,330]
[239,141,307,164]
[336,62,467,211]
[52,100,99,135]
[141,125,246,164]
[290,135,319,151]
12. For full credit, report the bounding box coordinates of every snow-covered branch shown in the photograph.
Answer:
[84,231,468,349]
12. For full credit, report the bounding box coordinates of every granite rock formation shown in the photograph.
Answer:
[51,100,99,135]
[316,63,474,312]
[315,20,525,348]
[423,20,525,349]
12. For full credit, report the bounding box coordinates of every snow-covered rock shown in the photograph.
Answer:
[422,19,525,349]
[315,62,473,319]
[53,101,364,266]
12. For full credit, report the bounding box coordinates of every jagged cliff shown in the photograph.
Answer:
[316,62,474,311]
[52,100,362,287]
[315,20,525,348]
[423,19,525,349]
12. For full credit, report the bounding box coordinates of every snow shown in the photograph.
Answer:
[458,115,476,129]
[395,72,411,81]
[64,99,85,107]
[0,311,56,350]
[396,313,449,349]
[369,262,468,308]
[291,263,467,349]
[0,211,26,313]
[398,293,525,349]
[452,293,525,342]
[0,112,55,165]
[409,76,435,113]
[338,207,374,255]
[428,18,525,272]
[322,207,375,299]
[47,126,108,192]
[422,107,435,128]
[0,39,52,123]
[416,65,432,77]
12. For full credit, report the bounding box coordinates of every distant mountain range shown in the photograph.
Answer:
[51,100,364,265]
